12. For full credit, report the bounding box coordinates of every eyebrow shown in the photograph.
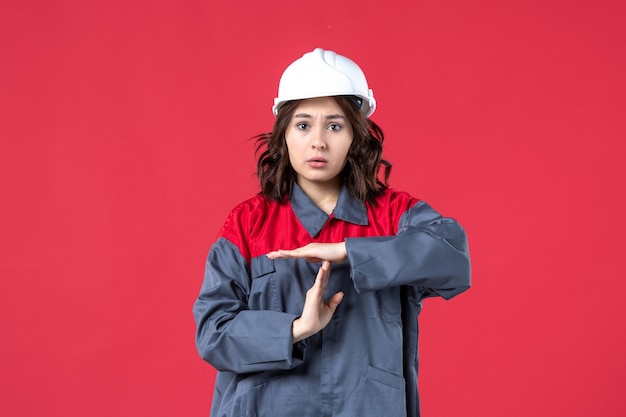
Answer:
[293,113,346,120]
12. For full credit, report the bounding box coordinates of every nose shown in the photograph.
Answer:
[310,127,327,150]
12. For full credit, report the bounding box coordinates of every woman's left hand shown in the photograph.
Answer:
[267,242,347,263]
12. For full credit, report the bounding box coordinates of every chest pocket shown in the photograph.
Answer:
[249,256,315,315]
[249,255,280,311]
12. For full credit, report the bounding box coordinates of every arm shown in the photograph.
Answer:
[267,200,471,300]
[346,200,471,299]
[193,238,306,373]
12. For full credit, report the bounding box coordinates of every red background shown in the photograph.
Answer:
[1,0,625,416]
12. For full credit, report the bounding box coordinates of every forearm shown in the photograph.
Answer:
[194,300,305,373]
[346,201,471,299]
[194,238,306,373]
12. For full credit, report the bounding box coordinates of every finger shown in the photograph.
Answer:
[312,263,325,288]
[320,260,331,278]
[266,249,302,259]
[267,251,324,263]
[266,250,286,259]
[316,261,331,288]
[327,292,344,311]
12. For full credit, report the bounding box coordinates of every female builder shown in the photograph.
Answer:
[193,48,471,417]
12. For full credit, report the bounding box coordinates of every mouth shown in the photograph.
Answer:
[306,157,328,168]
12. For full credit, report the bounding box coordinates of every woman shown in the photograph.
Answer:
[193,48,471,417]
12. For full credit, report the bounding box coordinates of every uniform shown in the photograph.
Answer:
[193,183,471,417]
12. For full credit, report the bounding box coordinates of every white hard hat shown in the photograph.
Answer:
[272,48,376,117]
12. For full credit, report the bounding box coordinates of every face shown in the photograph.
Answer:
[285,97,354,192]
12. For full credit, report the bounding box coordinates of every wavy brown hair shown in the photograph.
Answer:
[254,96,391,203]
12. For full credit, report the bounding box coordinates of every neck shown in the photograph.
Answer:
[296,178,341,215]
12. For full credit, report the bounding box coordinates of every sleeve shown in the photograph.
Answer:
[193,237,306,373]
[345,200,471,299]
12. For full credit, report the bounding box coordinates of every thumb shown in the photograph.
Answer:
[327,292,344,311]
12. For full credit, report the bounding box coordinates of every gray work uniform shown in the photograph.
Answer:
[194,184,471,417]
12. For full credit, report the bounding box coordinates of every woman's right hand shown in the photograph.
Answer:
[292,260,344,343]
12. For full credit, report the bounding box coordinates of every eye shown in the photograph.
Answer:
[296,122,309,130]
[328,123,342,131]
